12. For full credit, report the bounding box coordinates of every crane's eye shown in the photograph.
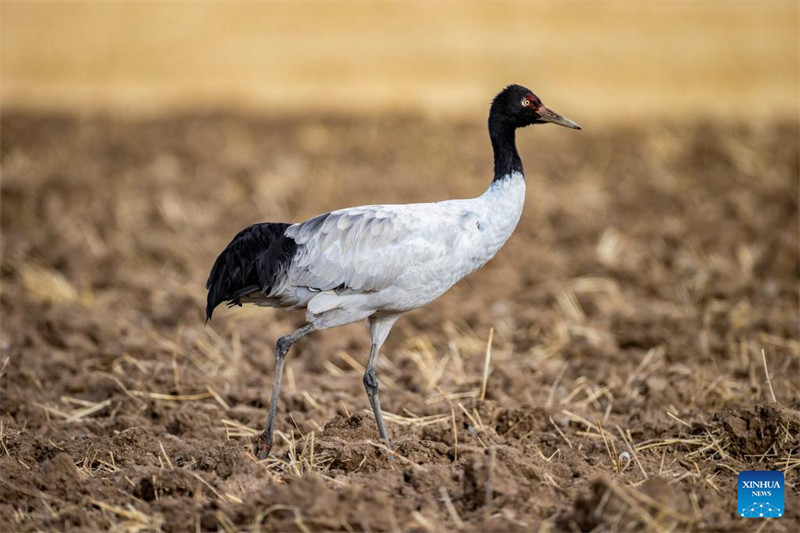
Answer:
[522,98,531,107]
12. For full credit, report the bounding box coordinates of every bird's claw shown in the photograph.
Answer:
[253,434,273,460]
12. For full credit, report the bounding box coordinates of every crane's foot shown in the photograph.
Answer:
[253,434,273,460]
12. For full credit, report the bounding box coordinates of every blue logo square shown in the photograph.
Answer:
[738,471,784,518]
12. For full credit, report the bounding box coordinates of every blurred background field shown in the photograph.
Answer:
[1,2,799,532]
[3,2,798,120]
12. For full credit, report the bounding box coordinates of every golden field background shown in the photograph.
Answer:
[3,2,798,121]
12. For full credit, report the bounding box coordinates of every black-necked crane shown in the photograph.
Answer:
[206,84,581,459]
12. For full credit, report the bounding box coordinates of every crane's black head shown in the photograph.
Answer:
[490,84,581,130]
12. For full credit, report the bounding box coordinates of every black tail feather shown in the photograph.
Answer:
[205,223,297,320]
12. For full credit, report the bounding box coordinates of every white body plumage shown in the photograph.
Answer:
[244,172,526,329]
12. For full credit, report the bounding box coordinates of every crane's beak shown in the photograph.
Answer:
[538,106,582,130]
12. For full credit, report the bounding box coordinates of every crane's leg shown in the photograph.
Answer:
[254,323,314,460]
[363,315,400,452]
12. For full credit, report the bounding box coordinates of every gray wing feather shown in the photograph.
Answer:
[285,204,470,293]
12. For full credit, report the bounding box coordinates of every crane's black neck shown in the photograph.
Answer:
[489,119,523,182]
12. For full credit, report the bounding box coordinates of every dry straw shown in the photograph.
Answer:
[480,327,494,401]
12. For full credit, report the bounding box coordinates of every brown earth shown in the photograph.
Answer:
[0,112,798,532]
